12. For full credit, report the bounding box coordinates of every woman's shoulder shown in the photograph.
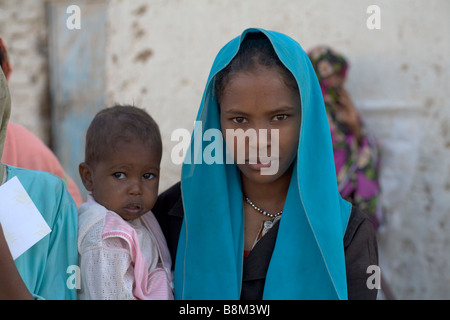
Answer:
[153,181,183,218]
[6,165,66,193]
[153,182,184,263]
[157,181,181,200]
[6,165,73,212]
[6,165,77,228]
[343,206,379,300]
[343,206,377,248]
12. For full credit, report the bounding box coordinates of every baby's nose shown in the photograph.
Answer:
[128,180,142,195]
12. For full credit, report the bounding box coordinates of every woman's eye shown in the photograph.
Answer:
[232,117,248,124]
[113,172,126,179]
[272,114,288,121]
[143,173,155,180]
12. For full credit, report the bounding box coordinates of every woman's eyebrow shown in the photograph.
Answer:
[223,109,249,115]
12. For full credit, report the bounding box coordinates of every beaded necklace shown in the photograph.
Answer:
[244,195,283,218]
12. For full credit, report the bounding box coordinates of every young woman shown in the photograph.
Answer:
[153,28,378,300]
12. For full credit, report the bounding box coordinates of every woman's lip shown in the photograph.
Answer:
[246,160,275,170]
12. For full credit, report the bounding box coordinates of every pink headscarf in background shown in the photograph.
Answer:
[2,122,82,206]
[0,36,82,206]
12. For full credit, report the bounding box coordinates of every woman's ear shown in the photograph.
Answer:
[79,162,94,192]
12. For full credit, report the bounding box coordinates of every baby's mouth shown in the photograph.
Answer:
[122,203,144,215]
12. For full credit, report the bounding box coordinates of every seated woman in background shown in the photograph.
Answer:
[308,46,383,229]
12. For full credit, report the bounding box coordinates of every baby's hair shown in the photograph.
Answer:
[84,104,162,166]
[214,32,299,104]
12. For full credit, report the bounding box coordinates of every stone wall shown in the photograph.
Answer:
[0,0,49,143]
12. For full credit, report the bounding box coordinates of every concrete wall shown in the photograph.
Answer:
[1,0,449,299]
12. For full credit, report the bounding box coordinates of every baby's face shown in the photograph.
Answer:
[88,140,160,220]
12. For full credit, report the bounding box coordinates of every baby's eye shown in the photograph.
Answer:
[272,114,288,121]
[113,172,126,179]
[232,117,248,124]
[143,173,155,180]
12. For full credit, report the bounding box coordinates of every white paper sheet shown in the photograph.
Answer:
[0,176,51,260]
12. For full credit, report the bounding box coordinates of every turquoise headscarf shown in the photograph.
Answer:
[176,28,351,300]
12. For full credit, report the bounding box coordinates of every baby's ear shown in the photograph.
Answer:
[79,162,94,191]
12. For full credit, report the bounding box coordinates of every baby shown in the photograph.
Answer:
[77,105,173,300]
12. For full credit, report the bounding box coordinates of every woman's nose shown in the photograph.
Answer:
[248,126,272,159]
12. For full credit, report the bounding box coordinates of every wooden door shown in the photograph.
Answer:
[46,0,107,200]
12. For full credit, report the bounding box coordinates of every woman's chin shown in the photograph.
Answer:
[237,164,282,185]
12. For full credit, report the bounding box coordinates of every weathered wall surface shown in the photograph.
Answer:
[0,0,49,142]
[1,0,449,299]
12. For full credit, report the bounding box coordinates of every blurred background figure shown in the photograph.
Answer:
[0,36,82,207]
[309,46,397,299]
[308,46,383,230]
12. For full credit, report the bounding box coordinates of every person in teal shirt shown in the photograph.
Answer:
[0,68,78,299]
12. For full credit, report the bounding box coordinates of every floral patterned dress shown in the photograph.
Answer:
[308,46,383,229]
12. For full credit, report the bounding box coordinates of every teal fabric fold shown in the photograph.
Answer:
[175,28,351,300]
[8,166,78,300]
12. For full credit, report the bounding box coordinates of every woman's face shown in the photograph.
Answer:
[323,73,345,88]
[219,66,301,185]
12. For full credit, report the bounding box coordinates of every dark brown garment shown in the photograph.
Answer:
[153,182,378,300]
